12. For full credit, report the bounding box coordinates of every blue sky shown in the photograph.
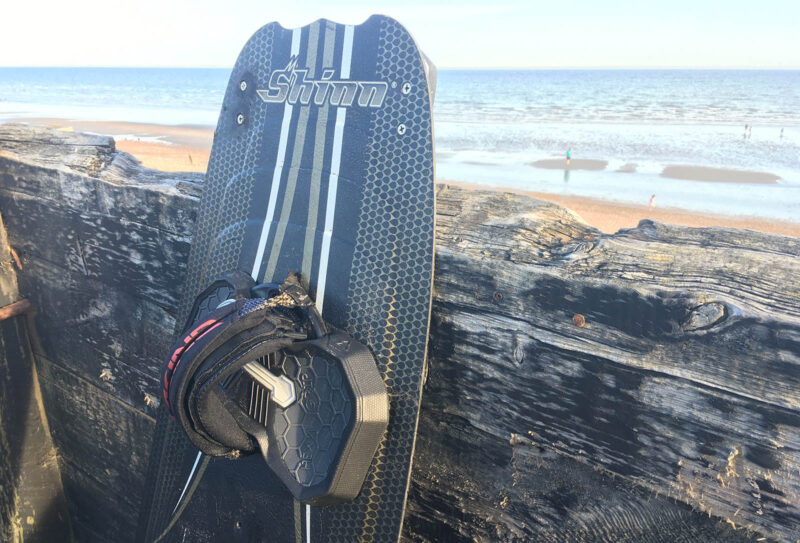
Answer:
[1,0,798,68]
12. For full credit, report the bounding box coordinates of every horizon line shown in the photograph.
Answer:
[1,65,799,71]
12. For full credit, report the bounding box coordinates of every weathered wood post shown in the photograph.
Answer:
[0,202,70,541]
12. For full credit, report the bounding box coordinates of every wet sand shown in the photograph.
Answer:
[7,118,797,238]
[616,163,637,173]
[531,157,781,185]
[661,165,780,184]
[530,158,607,171]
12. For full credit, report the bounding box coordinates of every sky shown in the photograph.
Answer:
[1,0,798,69]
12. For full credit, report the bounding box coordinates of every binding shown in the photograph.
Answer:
[162,271,389,506]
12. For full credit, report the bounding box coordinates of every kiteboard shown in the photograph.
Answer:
[137,14,435,543]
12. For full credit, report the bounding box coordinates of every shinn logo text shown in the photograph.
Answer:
[257,57,388,108]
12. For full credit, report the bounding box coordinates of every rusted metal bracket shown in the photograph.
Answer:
[0,299,32,321]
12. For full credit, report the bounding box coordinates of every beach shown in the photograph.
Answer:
[15,118,214,172]
[2,68,798,228]
[445,181,800,237]
[8,117,798,238]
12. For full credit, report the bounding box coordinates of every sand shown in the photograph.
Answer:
[7,118,797,238]
[114,140,211,172]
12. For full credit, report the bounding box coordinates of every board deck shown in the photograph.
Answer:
[138,15,435,543]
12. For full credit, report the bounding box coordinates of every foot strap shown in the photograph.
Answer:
[164,274,316,458]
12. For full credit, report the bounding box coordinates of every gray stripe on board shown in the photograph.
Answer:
[294,499,302,543]
[251,28,302,279]
[263,21,321,281]
[305,20,320,78]
[301,22,336,285]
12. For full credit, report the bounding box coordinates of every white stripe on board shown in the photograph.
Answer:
[251,28,302,280]
[313,24,354,314]
[173,451,202,514]
[305,504,311,542]
[340,24,354,79]
[313,107,346,314]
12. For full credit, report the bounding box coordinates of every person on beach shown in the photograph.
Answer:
[748,125,752,139]
[744,124,748,138]
[649,194,656,211]
[781,128,784,140]
[566,149,571,167]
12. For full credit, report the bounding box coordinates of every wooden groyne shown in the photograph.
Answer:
[1,124,798,542]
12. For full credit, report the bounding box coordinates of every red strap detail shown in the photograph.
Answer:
[163,319,224,405]
[184,319,217,343]
[180,322,223,358]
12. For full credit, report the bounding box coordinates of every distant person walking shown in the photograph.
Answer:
[748,125,753,139]
[744,124,748,138]
[566,149,572,167]
[781,128,784,140]
[649,194,656,211]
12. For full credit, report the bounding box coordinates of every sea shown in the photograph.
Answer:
[1,68,798,221]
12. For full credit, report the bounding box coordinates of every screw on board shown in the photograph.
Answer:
[239,80,247,92]
[402,82,412,95]
[397,124,407,135]
[237,114,245,125]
